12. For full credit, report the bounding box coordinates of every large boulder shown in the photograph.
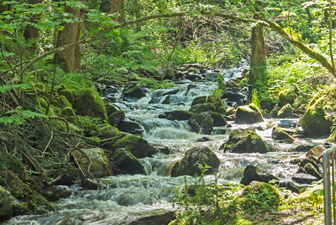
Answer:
[165,110,194,120]
[278,88,296,107]
[74,87,107,121]
[208,111,228,127]
[171,146,220,177]
[108,111,125,126]
[292,173,319,184]
[224,129,272,153]
[123,85,146,99]
[0,186,11,222]
[129,211,175,225]
[277,103,294,118]
[235,104,264,124]
[118,119,145,135]
[111,135,157,158]
[72,148,114,178]
[300,99,332,136]
[189,103,216,114]
[188,112,213,135]
[240,165,278,185]
[110,148,145,174]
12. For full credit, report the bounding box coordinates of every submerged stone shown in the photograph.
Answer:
[171,146,220,177]
[224,129,272,153]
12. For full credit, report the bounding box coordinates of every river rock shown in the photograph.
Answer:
[277,103,294,118]
[272,127,294,142]
[299,157,320,172]
[208,111,228,126]
[279,120,297,128]
[74,87,108,121]
[278,89,296,107]
[191,96,224,110]
[224,129,272,153]
[306,145,326,157]
[285,182,302,194]
[72,148,114,178]
[129,211,175,225]
[186,74,202,81]
[188,112,213,135]
[0,186,11,222]
[235,104,264,124]
[240,165,279,186]
[292,173,319,184]
[291,144,317,152]
[216,106,228,115]
[165,68,175,79]
[225,79,244,91]
[300,99,332,136]
[171,146,220,177]
[108,111,125,126]
[165,110,194,120]
[222,91,248,103]
[81,178,104,190]
[110,148,145,174]
[111,135,157,158]
[123,85,146,99]
[301,163,322,179]
[106,104,120,116]
[118,119,145,135]
[226,107,236,116]
[189,103,216,113]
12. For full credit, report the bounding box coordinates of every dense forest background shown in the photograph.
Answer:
[1,0,336,224]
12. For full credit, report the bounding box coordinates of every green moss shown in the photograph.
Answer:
[75,116,99,137]
[230,217,254,225]
[300,99,332,136]
[39,97,48,108]
[278,88,296,107]
[60,95,72,107]
[272,127,294,142]
[61,107,76,122]
[0,153,24,174]
[99,125,120,139]
[277,103,294,118]
[235,105,264,124]
[189,103,216,113]
[60,89,75,105]
[74,87,107,121]
[191,96,224,110]
[106,104,120,116]
[216,106,228,115]
[224,129,271,153]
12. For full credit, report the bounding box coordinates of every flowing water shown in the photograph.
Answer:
[4,62,327,225]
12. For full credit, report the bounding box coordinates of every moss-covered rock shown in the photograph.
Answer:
[108,110,125,126]
[300,99,332,136]
[235,104,263,124]
[189,103,216,114]
[236,181,280,210]
[106,104,120,116]
[191,96,224,110]
[171,146,220,177]
[272,127,294,142]
[226,107,236,116]
[118,119,145,135]
[111,135,157,158]
[207,111,228,127]
[278,88,296,107]
[188,112,213,135]
[216,106,228,115]
[224,129,272,153]
[72,148,114,178]
[277,103,294,118]
[61,107,76,123]
[110,148,145,175]
[0,186,11,222]
[99,125,120,139]
[240,165,278,185]
[165,110,194,120]
[74,116,100,137]
[301,163,322,179]
[74,87,107,121]
[123,85,146,99]
[60,89,75,105]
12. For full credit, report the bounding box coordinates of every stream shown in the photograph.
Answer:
[4,61,328,225]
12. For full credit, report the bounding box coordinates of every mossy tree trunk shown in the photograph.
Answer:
[54,0,85,73]
[100,0,121,15]
[249,1,266,98]
[24,0,42,41]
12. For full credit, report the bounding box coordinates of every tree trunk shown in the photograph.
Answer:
[249,2,266,94]
[24,0,42,40]
[99,0,121,14]
[0,1,13,13]
[54,1,85,73]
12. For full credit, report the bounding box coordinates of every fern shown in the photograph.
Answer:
[0,83,30,93]
[0,108,48,125]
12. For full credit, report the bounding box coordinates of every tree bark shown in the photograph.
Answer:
[24,0,42,40]
[54,0,85,73]
[99,0,121,14]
